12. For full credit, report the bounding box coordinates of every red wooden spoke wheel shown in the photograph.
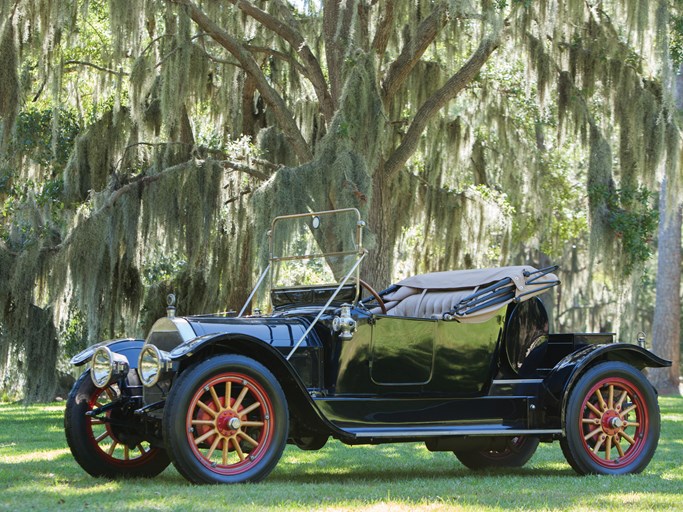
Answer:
[86,385,158,466]
[186,373,275,475]
[577,377,649,469]
[164,355,288,484]
[455,436,539,469]
[561,362,660,475]
[64,370,170,478]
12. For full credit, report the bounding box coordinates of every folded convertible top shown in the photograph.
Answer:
[379,265,560,323]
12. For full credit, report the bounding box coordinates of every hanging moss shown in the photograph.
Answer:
[63,109,131,203]
[0,20,19,148]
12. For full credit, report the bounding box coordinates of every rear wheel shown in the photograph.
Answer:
[455,436,539,469]
[64,370,170,478]
[163,355,288,484]
[560,362,660,475]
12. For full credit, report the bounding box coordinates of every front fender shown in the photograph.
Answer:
[168,332,353,441]
[70,338,145,368]
[543,343,670,422]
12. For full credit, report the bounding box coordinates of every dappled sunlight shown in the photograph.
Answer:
[0,447,69,464]
[0,399,681,510]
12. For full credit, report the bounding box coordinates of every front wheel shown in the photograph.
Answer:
[163,355,288,484]
[454,436,539,470]
[64,370,170,478]
[560,361,660,475]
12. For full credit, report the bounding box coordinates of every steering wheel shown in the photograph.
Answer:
[359,279,387,315]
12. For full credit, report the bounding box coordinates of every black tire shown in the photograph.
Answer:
[454,436,539,470]
[560,361,660,475]
[163,355,289,484]
[293,434,328,451]
[64,370,170,478]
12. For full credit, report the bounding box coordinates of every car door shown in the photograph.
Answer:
[369,316,436,385]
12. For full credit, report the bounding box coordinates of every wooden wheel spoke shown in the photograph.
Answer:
[238,401,261,417]
[124,445,130,460]
[105,388,117,401]
[592,436,605,454]
[95,431,110,443]
[620,431,636,446]
[194,429,218,445]
[586,402,602,417]
[222,438,229,465]
[209,386,222,411]
[608,385,614,410]
[207,435,222,459]
[615,390,627,410]
[108,441,118,456]
[232,437,245,461]
[237,430,259,447]
[241,420,265,427]
[604,436,612,461]
[594,389,607,411]
[232,386,249,411]
[582,418,600,425]
[624,421,640,428]
[196,400,218,418]
[615,437,625,457]
[91,419,105,425]
[583,427,602,441]
[191,419,216,426]
[620,404,637,418]
[137,444,147,454]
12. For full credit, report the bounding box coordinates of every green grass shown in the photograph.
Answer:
[0,398,681,511]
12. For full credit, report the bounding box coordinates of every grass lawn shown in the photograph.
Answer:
[0,397,681,512]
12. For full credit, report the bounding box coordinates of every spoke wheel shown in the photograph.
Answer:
[64,370,170,478]
[561,362,660,475]
[455,436,539,470]
[164,355,288,484]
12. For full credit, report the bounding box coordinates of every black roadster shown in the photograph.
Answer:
[65,208,670,483]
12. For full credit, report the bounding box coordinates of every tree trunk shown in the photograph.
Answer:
[365,170,395,289]
[649,176,681,395]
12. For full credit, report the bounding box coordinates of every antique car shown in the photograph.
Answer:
[65,208,670,483]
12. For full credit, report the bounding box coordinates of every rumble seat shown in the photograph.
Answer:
[371,265,559,322]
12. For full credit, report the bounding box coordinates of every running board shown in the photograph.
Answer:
[345,426,562,438]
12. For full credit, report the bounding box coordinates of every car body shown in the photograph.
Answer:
[65,208,671,483]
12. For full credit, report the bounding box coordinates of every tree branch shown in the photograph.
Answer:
[245,44,308,76]
[63,60,129,76]
[217,160,270,181]
[381,3,447,105]
[372,0,395,57]
[228,0,334,123]
[382,33,502,179]
[169,0,313,163]
[324,0,357,102]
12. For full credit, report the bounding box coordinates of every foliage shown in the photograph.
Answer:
[589,185,659,272]
[13,108,81,172]
[0,0,680,401]
[672,9,683,65]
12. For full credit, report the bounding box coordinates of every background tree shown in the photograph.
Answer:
[650,1,683,395]
[0,0,679,401]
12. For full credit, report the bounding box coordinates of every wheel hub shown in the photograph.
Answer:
[600,409,623,436]
[216,410,241,436]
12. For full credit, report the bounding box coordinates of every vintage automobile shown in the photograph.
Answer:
[65,208,670,483]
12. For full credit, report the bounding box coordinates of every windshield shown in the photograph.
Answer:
[270,209,364,289]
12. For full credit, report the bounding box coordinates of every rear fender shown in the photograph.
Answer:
[170,333,346,440]
[543,343,670,424]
